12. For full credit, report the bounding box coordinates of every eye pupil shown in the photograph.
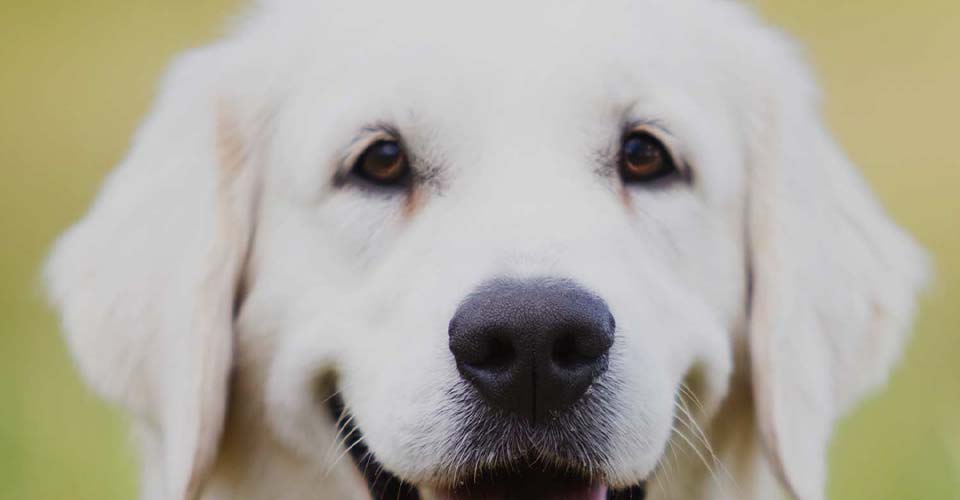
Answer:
[619,133,675,183]
[624,137,660,165]
[356,140,409,185]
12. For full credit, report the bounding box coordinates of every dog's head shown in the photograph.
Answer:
[46,1,928,499]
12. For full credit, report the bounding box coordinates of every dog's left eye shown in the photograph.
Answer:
[351,140,410,186]
[618,132,677,183]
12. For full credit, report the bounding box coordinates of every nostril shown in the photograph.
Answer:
[471,334,515,370]
[551,327,609,369]
[552,331,585,369]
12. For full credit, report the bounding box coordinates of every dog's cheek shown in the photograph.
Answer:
[338,338,462,479]
[254,302,365,464]
[590,272,731,481]
[603,348,678,485]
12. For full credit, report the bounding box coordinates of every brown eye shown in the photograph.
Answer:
[619,132,676,183]
[353,140,410,186]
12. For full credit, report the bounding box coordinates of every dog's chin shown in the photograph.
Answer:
[327,394,647,500]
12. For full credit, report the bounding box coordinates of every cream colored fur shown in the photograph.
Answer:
[46,1,928,499]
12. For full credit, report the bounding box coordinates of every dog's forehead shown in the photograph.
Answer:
[258,0,749,113]
[254,0,762,197]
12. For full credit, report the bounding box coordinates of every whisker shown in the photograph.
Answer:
[678,383,707,414]
[325,411,358,463]
[325,431,367,477]
[650,425,681,500]
[673,398,741,497]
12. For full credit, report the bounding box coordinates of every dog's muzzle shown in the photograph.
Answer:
[326,277,647,500]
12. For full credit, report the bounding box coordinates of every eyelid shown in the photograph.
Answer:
[340,126,400,172]
[623,122,689,176]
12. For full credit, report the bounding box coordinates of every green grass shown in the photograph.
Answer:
[1,1,957,499]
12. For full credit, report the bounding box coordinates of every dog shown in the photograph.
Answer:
[45,0,929,499]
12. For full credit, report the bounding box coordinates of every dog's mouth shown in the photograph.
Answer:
[328,394,647,500]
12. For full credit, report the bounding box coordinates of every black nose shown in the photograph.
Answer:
[448,277,615,423]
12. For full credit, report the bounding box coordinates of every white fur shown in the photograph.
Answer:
[46,1,928,499]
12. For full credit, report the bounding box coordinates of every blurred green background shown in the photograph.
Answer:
[1,1,957,499]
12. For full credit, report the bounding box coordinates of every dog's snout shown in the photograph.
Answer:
[448,278,614,423]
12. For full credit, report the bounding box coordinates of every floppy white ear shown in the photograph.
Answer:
[746,50,930,500]
[45,46,257,500]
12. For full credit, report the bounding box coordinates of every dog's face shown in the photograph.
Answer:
[46,1,928,500]
[254,3,744,495]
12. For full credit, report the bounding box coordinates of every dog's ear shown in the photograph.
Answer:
[45,46,258,500]
[745,45,929,500]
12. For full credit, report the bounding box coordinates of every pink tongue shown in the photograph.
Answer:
[431,485,608,500]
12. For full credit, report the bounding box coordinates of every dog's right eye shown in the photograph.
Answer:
[351,140,411,186]
[618,132,677,184]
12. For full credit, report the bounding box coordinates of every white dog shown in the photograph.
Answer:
[45,1,928,499]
